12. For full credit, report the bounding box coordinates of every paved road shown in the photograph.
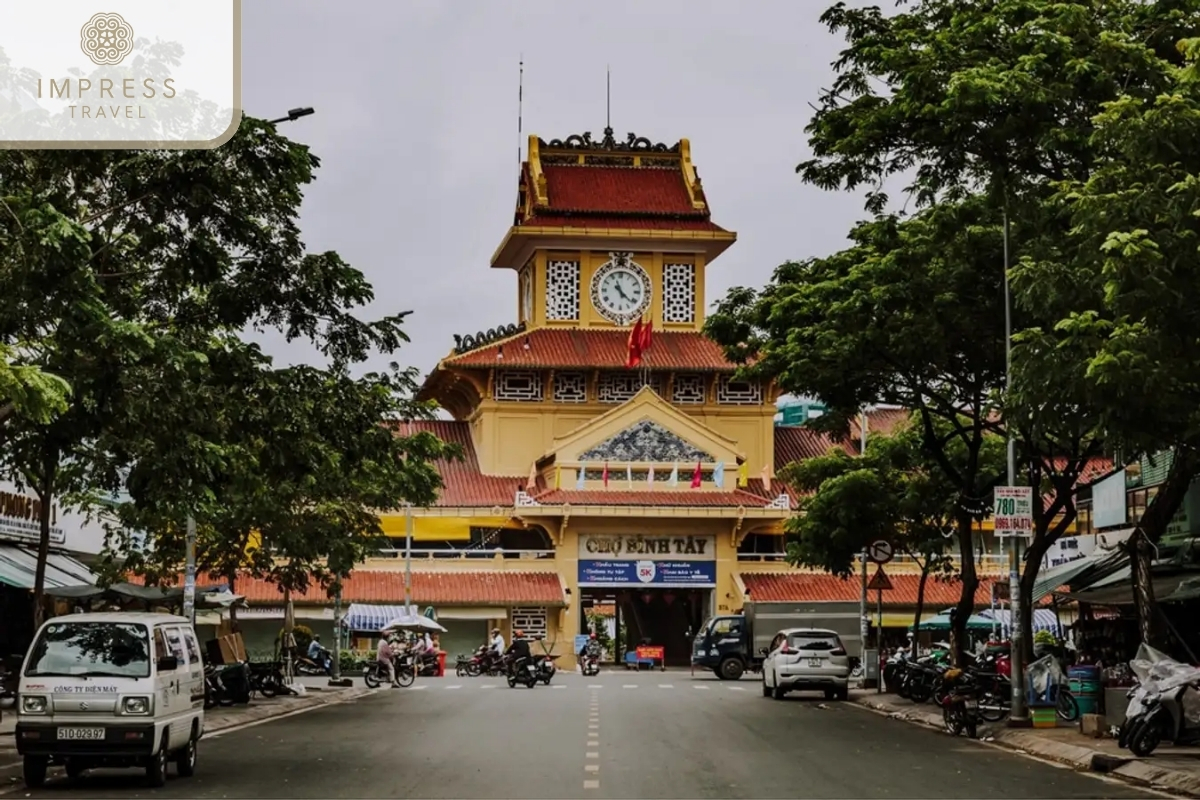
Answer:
[6,672,1169,798]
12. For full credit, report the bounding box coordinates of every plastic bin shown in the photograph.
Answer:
[436,651,446,677]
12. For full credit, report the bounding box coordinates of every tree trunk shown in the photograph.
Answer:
[951,511,978,667]
[1130,528,1166,648]
[32,448,58,630]
[913,560,929,659]
[1019,530,1053,664]
[1130,449,1198,648]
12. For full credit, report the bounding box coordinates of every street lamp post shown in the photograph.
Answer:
[404,504,414,615]
[181,107,315,632]
[1003,210,1029,726]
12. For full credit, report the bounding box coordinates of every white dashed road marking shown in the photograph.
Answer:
[622,684,637,689]
[728,686,746,691]
[585,764,599,772]
[587,752,599,759]
[693,685,710,690]
[445,685,462,690]
[584,780,599,789]
[659,684,674,688]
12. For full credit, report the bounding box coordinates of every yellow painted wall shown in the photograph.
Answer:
[475,400,775,478]
[525,249,706,332]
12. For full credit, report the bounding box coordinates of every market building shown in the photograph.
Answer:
[220,126,1101,663]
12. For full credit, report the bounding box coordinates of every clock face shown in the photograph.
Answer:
[591,255,651,324]
[599,269,645,315]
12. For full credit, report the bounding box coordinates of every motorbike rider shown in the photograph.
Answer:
[376,633,400,687]
[307,635,329,667]
[579,632,602,673]
[505,629,531,676]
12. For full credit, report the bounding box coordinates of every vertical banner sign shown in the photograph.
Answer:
[993,486,1033,538]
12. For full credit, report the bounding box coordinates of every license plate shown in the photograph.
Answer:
[57,727,104,741]
[808,658,821,667]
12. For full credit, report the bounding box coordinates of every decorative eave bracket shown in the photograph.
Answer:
[527,135,549,208]
[679,139,707,212]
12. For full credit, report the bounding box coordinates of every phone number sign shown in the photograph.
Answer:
[993,486,1033,538]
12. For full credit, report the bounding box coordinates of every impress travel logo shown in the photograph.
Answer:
[1,1,240,148]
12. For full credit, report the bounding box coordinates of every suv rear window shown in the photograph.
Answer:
[790,633,841,651]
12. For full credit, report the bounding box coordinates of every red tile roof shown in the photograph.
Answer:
[139,570,564,606]
[443,329,736,371]
[522,215,725,232]
[540,165,702,216]
[531,489,775,507]
[774,426,854,466]
[393,420,521,507]
[741,572,1025,608]
[851,407,911,441]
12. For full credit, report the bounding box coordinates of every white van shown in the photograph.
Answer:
[15,612,205,788]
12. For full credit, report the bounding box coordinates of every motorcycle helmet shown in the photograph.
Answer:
[590,633,597,639]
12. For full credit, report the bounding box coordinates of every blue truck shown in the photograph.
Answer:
[690,600,864,680]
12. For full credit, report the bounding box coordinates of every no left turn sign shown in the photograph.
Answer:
[867,540,894,565]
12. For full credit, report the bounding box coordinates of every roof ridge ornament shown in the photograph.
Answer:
[540,128,680,154]
[453,321,526,354]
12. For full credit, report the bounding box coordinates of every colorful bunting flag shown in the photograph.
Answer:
[576,464,586,490]
[603,462,610,488]
[713,461,726,488]
[669,463,679,487]
[690,460,702,489]
[737,462,749,487]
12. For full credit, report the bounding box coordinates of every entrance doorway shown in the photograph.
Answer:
[580,588,710,667]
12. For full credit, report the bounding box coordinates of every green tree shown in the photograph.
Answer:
[784,417,992,656]
[707,197,1008,662]
[751,0,1184,657]
[0,115,423,625]
[1012,37,1200,646]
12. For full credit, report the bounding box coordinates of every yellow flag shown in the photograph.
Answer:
[554,466,562,489]
[737,463,749,487]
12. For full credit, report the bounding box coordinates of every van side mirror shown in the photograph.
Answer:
[156,655,178,672]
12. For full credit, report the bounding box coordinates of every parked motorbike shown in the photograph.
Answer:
[1119,646,1200,757]
[204,662,252,708]
[507,657,538,689]
[535,654,558,685]
[940,668,983,739]
[247,661,288,698]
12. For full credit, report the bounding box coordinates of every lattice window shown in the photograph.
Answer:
[582,468,715,483]
[511,607,548,639]
[672,374,706,404]
[663,263,696,323]
[546,260,580,320]
[553,372,587,403]
[716,375,762,405]
[597,372,663,404]
[495,371,544,402]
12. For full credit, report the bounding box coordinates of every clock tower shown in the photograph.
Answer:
[491,127,736,333]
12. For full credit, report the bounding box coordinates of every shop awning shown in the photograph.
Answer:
[1032,550,1126,603]
[0,543,98,589]
[1059,570,1200,606]
[978,608,1064,635]
[343,603,412,632]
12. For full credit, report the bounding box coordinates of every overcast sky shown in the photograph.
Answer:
[240,0,875,381]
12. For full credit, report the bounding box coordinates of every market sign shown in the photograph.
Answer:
[0,482,66,545]
[577,534,715,561]
[993,486,1033,538]
[577,559,716,587]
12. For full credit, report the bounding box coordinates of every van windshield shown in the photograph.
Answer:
[25,622,151,678]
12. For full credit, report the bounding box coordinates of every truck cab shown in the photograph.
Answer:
[691,614,757,680]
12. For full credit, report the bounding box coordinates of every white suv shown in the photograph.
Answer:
[761,628,852,701]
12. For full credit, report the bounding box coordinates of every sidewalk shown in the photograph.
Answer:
[853,690,1200,797]
[0,683,376,741]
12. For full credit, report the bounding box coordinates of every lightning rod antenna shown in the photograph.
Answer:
[518,55,524,174]
[606,65,611,129]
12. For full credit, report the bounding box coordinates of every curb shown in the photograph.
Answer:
[206,686,377,735]
[853,695,1200,797]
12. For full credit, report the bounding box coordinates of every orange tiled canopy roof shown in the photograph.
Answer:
[443,328,736,371]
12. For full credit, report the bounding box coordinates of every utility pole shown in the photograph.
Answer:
[183,515,196,625]
[329,581,351,686]
[404,503,413,615]
[858,408,871,685]
[1003,209,1028,725]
